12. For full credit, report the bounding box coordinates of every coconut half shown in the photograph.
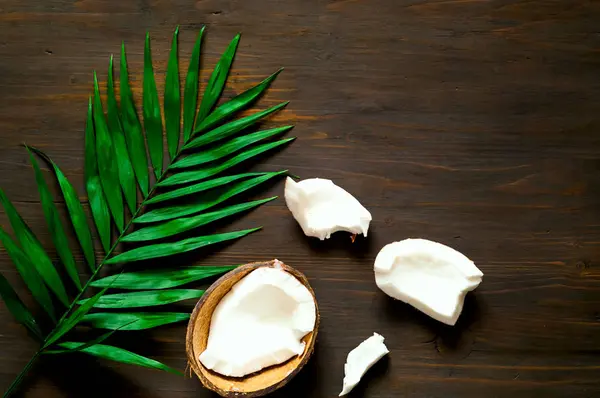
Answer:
[374,238,483,326]
[284,177,372,240]
[186,260,320,397]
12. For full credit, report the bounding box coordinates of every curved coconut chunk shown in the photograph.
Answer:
[199,266,317,377]
[374,238,483,326]
[284,177,372,240]
[340,333,389,396]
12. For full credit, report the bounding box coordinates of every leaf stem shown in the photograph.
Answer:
[3,352,40,398]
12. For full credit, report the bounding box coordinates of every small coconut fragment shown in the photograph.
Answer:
[340,333,389,396]
[374,238,483,326]
[284,177,372,240]
[199,265,317,378]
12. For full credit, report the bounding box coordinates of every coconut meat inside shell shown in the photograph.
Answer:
[199,263,317,377]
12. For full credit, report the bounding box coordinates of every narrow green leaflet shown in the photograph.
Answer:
[0,227,55,321]
[0,189,69,306]
[165,27,181,160]
[45,327,125,354]
[43,288,107,349]
[106,228,260,264]
[0,272,42,339]
[196,34,240,126]
[84,98,111,252]
[90,266,236,290]
[120,43,149,196]
[141,171,286,222]
[29,148,96,271]
[93,72,124,230]
[173,126,293,169]
[107,56,137,213]
[45,320,137,354]
[160,140,293,188]
[183,27,205,141]
[143,32,164,178]
[27,149,81,290]
[81,312,190,330]
[146,172,265,205]
[184,101,289,150]
[124,198,275,242]
[194,69,282,134]
[79,289,204,308]
[55,342,182,375]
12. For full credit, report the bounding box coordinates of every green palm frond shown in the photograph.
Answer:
[0,27,293,397]
[55,342,183,375]
[78,289,205,308]
[90,266,237,289]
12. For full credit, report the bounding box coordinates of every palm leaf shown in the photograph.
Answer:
[0,272,42,339]
[105,228,260,264]
[107,56,137,213]
[0,29,295,396]
[146,172,266,205]
[143,32,164,178]
[165,27,181,160]
[160,142,293,188]
[0,190,69,306]
[27,149,81,290]
[196,34,240,125]
[78,289,204,308]
[90,266,236,290]
[84,97,112,252]
[184,101,289,150]
[56,342,182,375]
[29,148,96,271]
[45,322,135,354]
[93,73,124,230]
[172,125,293,169]
[194,69,283,134]
[183,27,205,141]
[141,171,287,222]
[43,287,108,349]
[123,198,276,242]
[0,227,55,321]
[81,312,190,330]
[120,43,150,196]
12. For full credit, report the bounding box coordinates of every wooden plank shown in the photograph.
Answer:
[0,0,599,396]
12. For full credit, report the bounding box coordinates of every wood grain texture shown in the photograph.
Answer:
[1,0,600,397]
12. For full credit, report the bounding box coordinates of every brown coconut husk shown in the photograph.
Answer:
[185,260,320,397]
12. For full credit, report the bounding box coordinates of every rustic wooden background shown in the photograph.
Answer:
[1,0,600,397]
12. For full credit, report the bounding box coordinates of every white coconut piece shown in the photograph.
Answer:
[199,265,317,377]
[339,333,389,396]
[374,238,483,326]
[284,177,372,240]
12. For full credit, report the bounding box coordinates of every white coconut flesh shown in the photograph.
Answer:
[374,238,483,326]
[199,262,317,378]
[339,333,389,396]
[284,177,372,240]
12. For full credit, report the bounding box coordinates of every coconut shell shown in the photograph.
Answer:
[185,260,320,397]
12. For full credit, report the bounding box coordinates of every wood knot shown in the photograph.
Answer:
[434,329,474,360]
[575,259,591,270]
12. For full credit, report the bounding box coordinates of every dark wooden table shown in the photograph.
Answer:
[1,0,600,397]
